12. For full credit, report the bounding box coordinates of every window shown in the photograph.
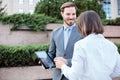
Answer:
[118,0,120,15]
[102,0,111,19]
[29,10,33,14]
[19,9,24,13]
[29,0,33,5]
[19,0,24,4]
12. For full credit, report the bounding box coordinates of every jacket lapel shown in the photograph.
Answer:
[58,27,64,52]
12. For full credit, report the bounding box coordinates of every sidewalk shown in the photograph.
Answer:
[0,66,120,80]
[0,66,52,80]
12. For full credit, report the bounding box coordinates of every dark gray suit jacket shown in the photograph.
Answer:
[48,26,83,80]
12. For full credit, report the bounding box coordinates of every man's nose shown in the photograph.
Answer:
[69,15,74,19]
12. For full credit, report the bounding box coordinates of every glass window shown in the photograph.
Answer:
[29,0,33,5]
[118,0,120,15]
[19,0,24,4]
[19,9,24,13]
[29,10,33,14]
[102,0,111,19]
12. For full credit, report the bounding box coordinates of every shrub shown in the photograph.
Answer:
[0,44,49,67]
[102,17,120,26]
[0,13,57,31]
[0,43,120,67]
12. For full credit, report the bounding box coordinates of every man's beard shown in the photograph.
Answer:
[65,20,74,26]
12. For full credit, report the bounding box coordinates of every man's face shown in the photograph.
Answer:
[61,7,76,27]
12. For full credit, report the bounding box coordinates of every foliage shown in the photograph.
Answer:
[35,0,106,19]
[115,17,120,25]
[34,0,73,19]
[74,0,106,19]
[0,13,57,31]
[115,43,120,54]
[84,0,106,19]
[0,44,49,67]
[0,0,6,16]
[102,17,120,26]
[75,0,106,19]
[0,43,120,67]
[74,0,87,17]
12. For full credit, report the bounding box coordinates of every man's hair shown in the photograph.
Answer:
[77,10,104,37]
[60,2,77,12]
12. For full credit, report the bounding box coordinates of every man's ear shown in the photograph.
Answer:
[61,12,63,17]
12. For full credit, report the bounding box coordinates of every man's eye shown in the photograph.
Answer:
[66,14,70,15]
[72,13,75,15]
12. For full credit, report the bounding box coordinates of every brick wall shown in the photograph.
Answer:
[0,24,51,45]
[0,23,120,45]
[103,26,120,43]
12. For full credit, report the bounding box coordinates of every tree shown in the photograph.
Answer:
[35,0,106,19]
[74,0,87,17]
[85,0,106,19]
[0,0,6,16]
[34,0,73,19]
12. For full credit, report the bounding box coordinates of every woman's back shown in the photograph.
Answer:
[76,33,120,80]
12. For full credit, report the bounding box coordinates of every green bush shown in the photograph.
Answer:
[115,17,120,25]
[0,13,58,31]
[102,19,115,25]
[0,44,49,67]
[0,43,120,67]
[102,17,120,26]
[115,43,120,54]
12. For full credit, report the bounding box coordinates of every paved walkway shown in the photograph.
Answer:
[0,66,120,80]
[0,66,52,80]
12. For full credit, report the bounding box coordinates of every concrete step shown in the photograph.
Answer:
[0,66,52,80]
[1,66,119,80]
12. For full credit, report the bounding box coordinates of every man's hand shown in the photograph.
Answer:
[38,61,46,69]
[38,61,41,64]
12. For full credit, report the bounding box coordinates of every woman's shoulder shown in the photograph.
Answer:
[75,38,87,48]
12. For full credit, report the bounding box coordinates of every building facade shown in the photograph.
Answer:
[1,0,39,15]
[1,0,120,19]
[101,0,120,19]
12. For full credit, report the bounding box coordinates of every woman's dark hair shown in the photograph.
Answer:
[77,10,104,37]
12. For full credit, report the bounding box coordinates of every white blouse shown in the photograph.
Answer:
[61,34,120,80]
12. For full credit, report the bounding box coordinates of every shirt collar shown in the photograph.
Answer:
[63,24,75,31]
[87,33,104,39]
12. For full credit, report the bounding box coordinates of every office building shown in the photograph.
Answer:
[1,0,120,19]
[1,0,39,15]
[101,0,120,19]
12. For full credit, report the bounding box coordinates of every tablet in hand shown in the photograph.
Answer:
[35,51,55,69]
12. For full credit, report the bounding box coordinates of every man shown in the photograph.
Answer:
[48,2,83,80]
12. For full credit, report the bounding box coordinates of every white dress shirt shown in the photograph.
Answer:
[61,33,120,80]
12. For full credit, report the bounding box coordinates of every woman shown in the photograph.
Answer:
[54,10,120,80]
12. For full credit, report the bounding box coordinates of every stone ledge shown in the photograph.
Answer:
[0,66,52,80]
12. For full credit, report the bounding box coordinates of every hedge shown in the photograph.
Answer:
[0,13,57,31]
[0,44,49,67]
[102,17,120,26]
[0,43,120,67]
